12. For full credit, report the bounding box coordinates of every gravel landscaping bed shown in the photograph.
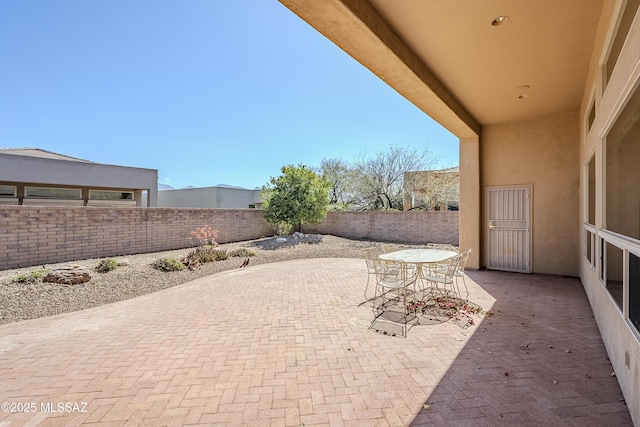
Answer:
[0,234,420,325]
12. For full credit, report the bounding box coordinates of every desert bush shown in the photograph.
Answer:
[228,248,256,258]
[95,258,118,273]
[196,245,218,263]
[181,246,228,269]
[213,249,228,261]
[181,250,201,270]
[152,257,186,272]
[13,269,49,283]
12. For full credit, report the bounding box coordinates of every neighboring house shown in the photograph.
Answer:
[158,184,262,209]
[403,167,459,211]
[279,1,640,423]
[0,148,158,207]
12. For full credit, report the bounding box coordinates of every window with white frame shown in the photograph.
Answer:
[603,82,640,334]
[605,241,624,311]
[588,156,596,226]
[25,186,82,199]
[0,185,16,197]
[604,0,640,88]
[585,156,596,266]
[587,99,596,133]
[605,86,640,240]
[630,252,640,333]
[89,190,134,200]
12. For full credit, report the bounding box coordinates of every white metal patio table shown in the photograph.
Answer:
[379,248,458,295]
[378,248,457,266]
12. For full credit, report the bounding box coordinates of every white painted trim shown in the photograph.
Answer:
[599,0,627,67]
[600,60,640,138]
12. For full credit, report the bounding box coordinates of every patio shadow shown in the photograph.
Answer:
[410,270,633,426]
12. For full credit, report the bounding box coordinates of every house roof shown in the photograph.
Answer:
[406,166,459,175]
[279,0,604,134]
[433,166,459,174]
[0,148,93,163]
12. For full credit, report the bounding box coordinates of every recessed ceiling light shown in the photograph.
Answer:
[491,16,509,26]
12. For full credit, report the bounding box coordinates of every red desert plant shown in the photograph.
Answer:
[190,225,219,247]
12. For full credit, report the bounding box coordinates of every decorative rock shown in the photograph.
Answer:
[292,232,305,240]
[276,237,288,243]
[43,265,91,285]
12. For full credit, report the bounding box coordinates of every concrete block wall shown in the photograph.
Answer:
[0,207,459,270]
[302,211,459,245]
[0,207,274,270]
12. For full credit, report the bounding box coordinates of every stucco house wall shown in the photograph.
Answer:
[481,112,580,276]
[577,1,640,423]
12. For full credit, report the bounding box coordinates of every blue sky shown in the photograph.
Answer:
[0,1,458,190]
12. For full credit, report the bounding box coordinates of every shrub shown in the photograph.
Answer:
[213,249,228,261]
[13,274,29,283]
[180,245,227,270]
[196,245,218,263]
[228,248,256,258]
[13,269,49,283]
[152,257,186,272]
[181,251,201,270]
[95,258,118,273]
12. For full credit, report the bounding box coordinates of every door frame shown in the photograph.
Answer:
[485,184,533,273]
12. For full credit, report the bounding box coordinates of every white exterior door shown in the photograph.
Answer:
[486,185,532,273]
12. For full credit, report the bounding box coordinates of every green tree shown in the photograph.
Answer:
[262,164,331,233]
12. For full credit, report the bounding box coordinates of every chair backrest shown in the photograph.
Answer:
[363,247,382,271]
[444,253,463,276]
[380,244,396,254]
[455,249,471,276]
[373,258,416,283]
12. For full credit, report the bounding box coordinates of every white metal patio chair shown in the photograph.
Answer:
[372,259,418,307]
[370,258,418,336]
[363,245,398,301]
[422,252,463,298]
[363,247,383,301]
[453,249,472,300]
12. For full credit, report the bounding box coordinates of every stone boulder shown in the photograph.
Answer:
[43,265,91,285]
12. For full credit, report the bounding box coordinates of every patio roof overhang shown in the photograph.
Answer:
[278,0,604,135]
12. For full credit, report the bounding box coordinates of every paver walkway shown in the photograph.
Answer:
[0,258,632,426]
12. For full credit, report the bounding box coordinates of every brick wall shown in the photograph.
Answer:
[0,207,274,270]
[302,211,458,245]
[0,207,459,270]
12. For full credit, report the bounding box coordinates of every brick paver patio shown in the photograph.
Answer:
[0,258,632,426]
